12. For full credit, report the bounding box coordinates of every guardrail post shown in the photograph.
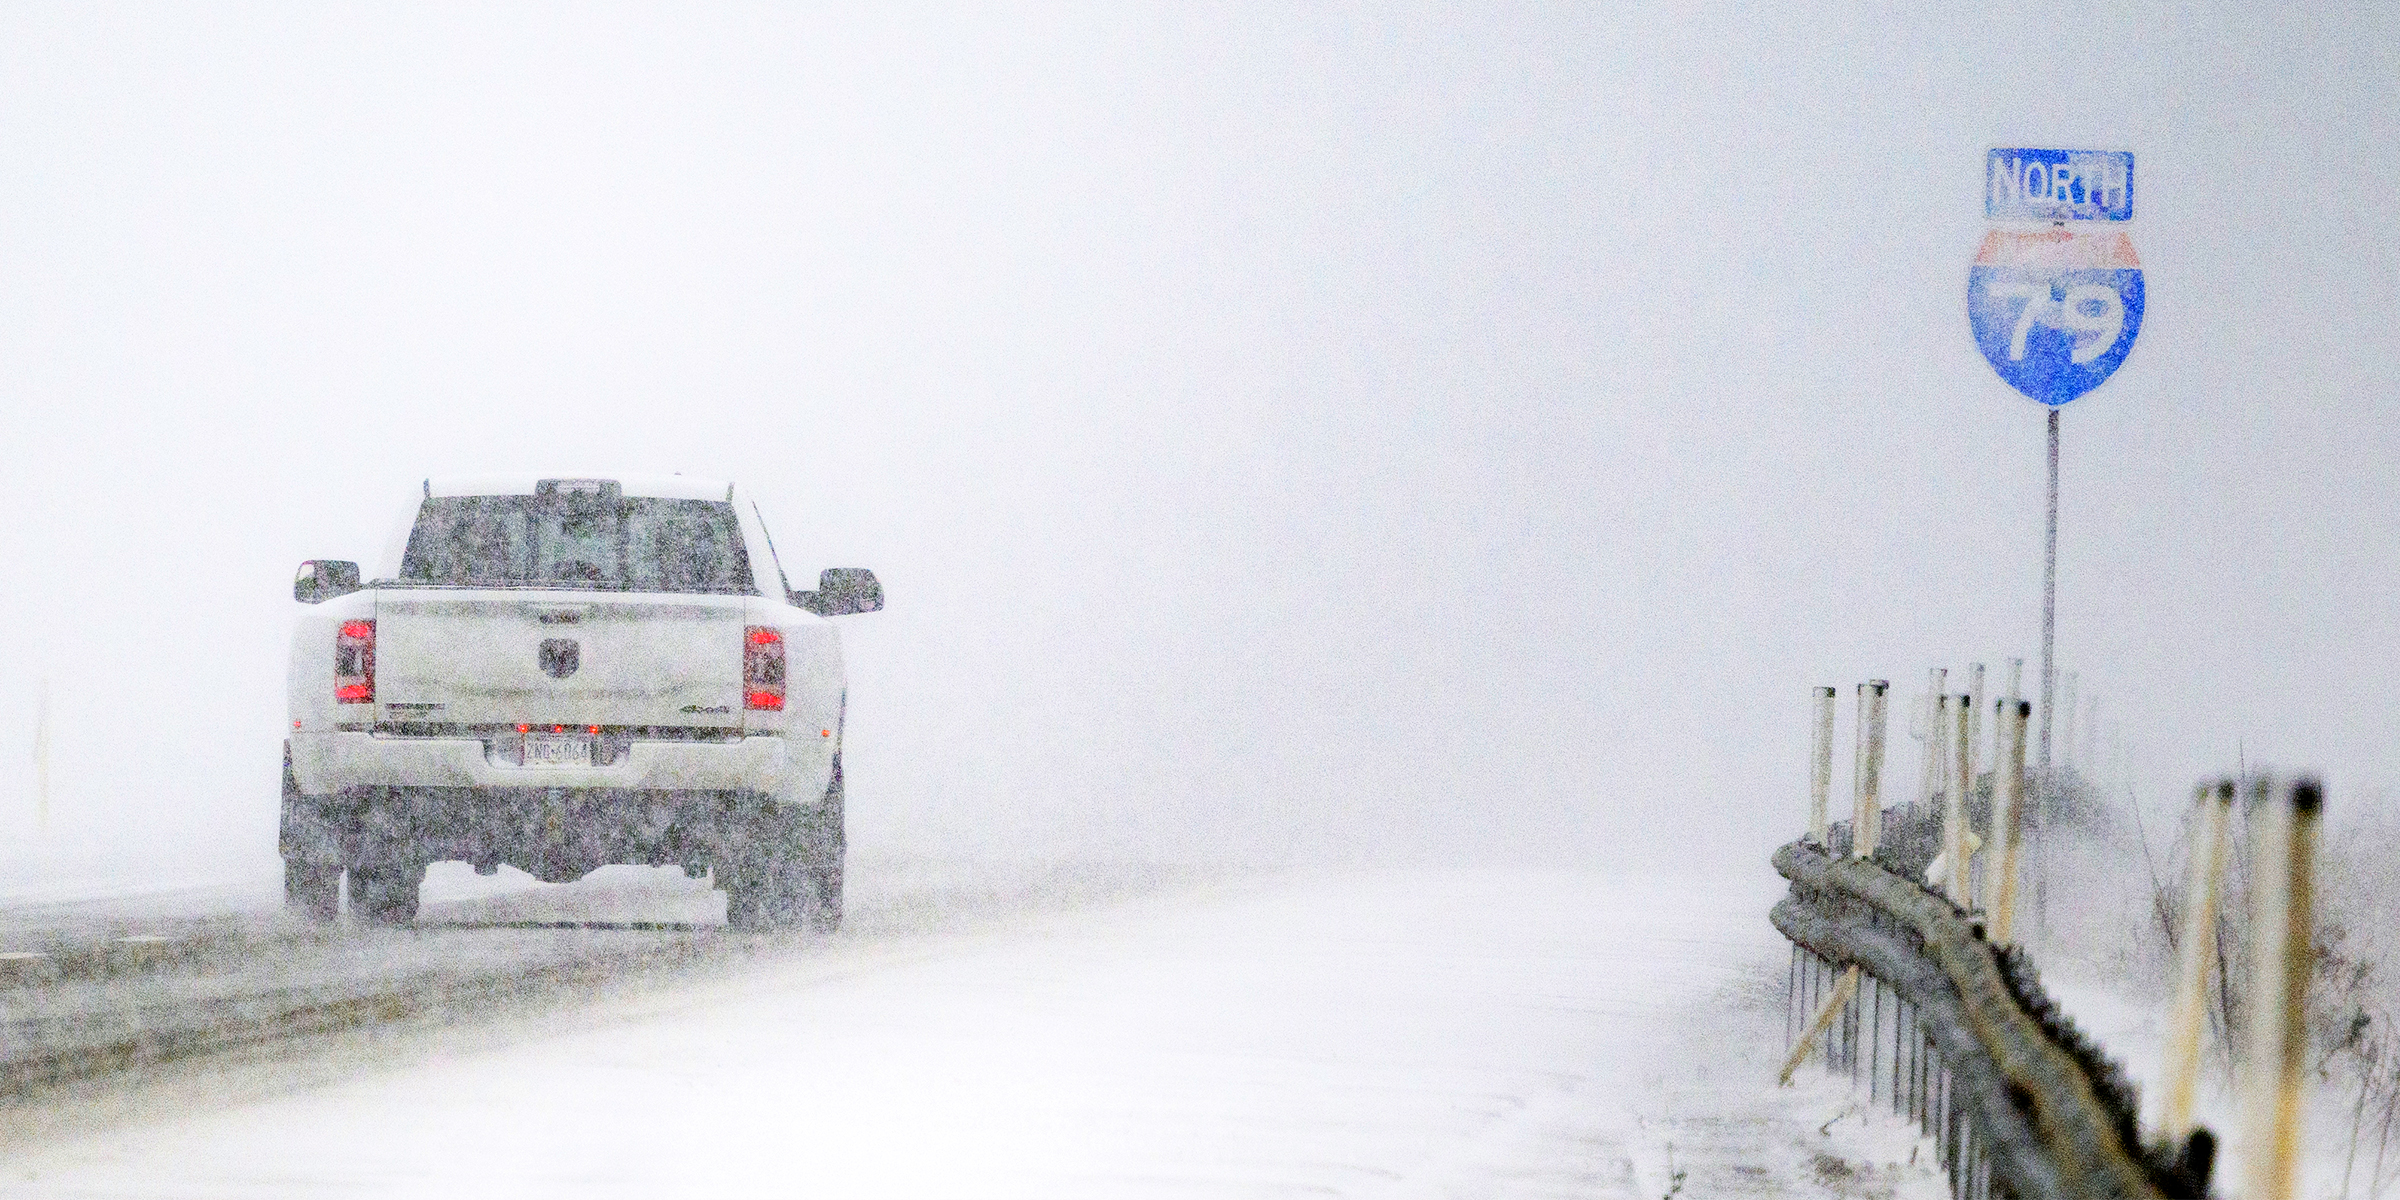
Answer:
[1985,698,2030,944]
[1869,975,1884,1104]
[2161,779,2234,1140]
[1890,986,1905,1113]
[1787,944,1799,1047]
[2242,776,2321,1200]
[1845,970,1859,1082]
[1810,686,1837,844]
[1894,993,1907,1115]
[1946,1078,1963,1194]
[1938,1079,1950,1185]
[1917,1026,1932,1133]
[1910,1019,1922,1124]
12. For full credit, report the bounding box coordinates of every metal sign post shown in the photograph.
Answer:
[1968,147,2142,778]
[2044,409,2058,770]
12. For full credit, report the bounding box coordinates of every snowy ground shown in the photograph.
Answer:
[0,864,1947,1199]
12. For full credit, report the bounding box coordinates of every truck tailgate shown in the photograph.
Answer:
[374,590,751,731]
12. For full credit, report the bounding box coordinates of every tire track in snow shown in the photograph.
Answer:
[0,856,1204,1110]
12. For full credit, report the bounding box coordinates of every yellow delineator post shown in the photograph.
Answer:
[1938,694,1970,907]
[1965,662,1987,781]
[1809,687,1836,845]
[1985,699,2030,945]
[1780,965,1861,1086]
[2159,779,2234,1141]
[1917,669,1949,832]
[1952,694,1974,900]
[1851,683,1869,853]
[2242,777,2321,1200]
[1852,681,1889,858]
[1868,682,1888,843]
[1999,657,2024,785]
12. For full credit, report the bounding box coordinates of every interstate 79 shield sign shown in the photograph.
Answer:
[1967,227,2144,407]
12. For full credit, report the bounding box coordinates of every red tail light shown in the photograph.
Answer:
[743,625,785,711]
[335,619,375,704]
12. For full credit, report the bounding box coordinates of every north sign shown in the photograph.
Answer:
[1987,148,2134,222]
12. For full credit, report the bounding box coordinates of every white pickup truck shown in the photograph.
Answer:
[282,475,881,930]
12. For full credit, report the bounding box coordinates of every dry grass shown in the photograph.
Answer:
[2052,775,2400,1198]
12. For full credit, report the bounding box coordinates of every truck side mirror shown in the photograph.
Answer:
[295,560,362,604]
[795,568,883,616]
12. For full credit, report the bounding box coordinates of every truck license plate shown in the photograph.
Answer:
[522,733,591,767]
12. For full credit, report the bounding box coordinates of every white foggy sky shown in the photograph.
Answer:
[0,3,2393,883]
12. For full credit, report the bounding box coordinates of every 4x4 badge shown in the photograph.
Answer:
[538,639,580,679]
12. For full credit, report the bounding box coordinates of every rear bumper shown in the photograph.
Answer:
[279,783,836,881]
[291,729,829,804]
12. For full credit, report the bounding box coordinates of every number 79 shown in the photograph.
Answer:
[1988,280,2124,365]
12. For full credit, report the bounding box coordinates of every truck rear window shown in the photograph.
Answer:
[398,496,756,594]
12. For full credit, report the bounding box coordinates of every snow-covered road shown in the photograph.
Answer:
[1,865,1947,1198]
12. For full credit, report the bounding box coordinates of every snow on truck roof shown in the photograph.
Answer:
[424,475,735,502]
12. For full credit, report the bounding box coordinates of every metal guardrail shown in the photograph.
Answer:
[1774,811,2216,1200]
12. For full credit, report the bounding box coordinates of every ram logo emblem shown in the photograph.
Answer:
[538,639,580,679]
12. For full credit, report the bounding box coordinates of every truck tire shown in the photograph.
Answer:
[724,857,837,932]
[801,755,846,933]
[726,762,847,932]
[280,746,347,922]
[284,860,341,923]
[351,861,423,925]
[801,858,843,934]
[723,856,801,930]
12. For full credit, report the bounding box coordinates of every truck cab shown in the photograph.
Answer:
[283,475,880,929]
